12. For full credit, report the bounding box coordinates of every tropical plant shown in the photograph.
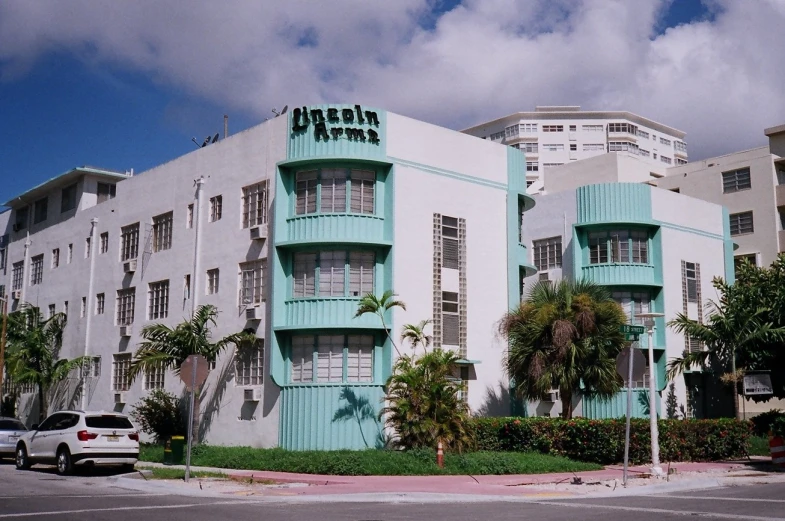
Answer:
[665,382,680,419]
[5,304,92,423]
[332,387,379,449]
[129,304,253,441]
[354,290,406,356]
[499,279,628,419]
[130,389,185,444]
[401,319,432,354]
[381,348,473,452]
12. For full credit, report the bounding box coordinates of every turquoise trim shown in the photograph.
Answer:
[722,206,736,284]
[276,214,392,247]
[583,389,661,419]
[576,183,652,224]
[580,264,659,286]
[287,105,386,161]
[389,157,508,191]
[506,148,537,310]
[275,298,385,330]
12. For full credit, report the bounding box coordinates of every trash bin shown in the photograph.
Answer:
[169,435,185,465]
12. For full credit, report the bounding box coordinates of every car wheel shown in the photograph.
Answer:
[16,446,31,470]
[56,447,74,476]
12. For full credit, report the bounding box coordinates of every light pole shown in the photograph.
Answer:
[637,311,665,477]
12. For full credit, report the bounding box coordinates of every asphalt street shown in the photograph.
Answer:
[1,460,785,521]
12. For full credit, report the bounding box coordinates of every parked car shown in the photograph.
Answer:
[0,417,28,459]
[15,411,139,475]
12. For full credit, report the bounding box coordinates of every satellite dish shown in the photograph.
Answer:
[201,135,211,147]
[281,105,288,115]
[211,133,219,144]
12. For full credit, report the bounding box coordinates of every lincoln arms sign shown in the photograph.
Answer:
[292,105,380,145]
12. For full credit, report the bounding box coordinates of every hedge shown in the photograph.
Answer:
[470,417,751,465]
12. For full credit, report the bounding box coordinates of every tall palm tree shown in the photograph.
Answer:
[354,290,406,356]
[499,279,627,419]
[667,302,785,419]
[5,305,91,423]
[129,304,253,441]
[401,319,432,354]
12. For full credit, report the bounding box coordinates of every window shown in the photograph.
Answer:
[120,223,139,261]
[116,288,136,325]
[33,198,48,224]
[637,129,650,139]
[608,122,638,134]
[520,123,537,133]
[582,125,604,132]
[61,183,77,213]
[112,354,132,392]
[320,169,347,212]
[777,168,785,185]
[236,339,264,386]
[729,211,754,236]
[207,268,219,295]
[97,182,116,204]
[569,125,577,131]
[206,195,222,222]
[734,254,757,270]
[660,156,672,165]
[442,215,460,269]
[30,254,43,286]
[569,144,577,151]
[674,141,687,153]
[290,336,314,383]
[290,334,373,383]
[100,232,108,254]
[14,207,28,231]
[522,143,538,154]
[63,300,68,318]
[526,162,539,172]
[349,252,375,297]
[505,125,519,138]
[533,236,562,270]
[630,231,648,263]
[347,335,374,382]
[67,243,73,264]
[144,364,165,391]
[187,204,194,229]
[660,137,672,146]
[295,171,318,215]
[242,181,269,228]
[319,251,345,296]
[589,230,648,264]
[351,170,375,214]
[80,296,86,318]
[152,212,173,252]
[48,304,56,318]
[676,158,688,165]
[542,125,563,132]
[639,149,651,157]
[442,291,459,345]
[240,260,265,304]
[0,240,5,271]
[612,291,651,324]
[685,261,698,302]
[96,293,105,315]
[583,143,605,151]
[292,253,317,297]
[609,141,639,154]
[292,251,373,299]
[148,280,169,320]
[81,356,101,379]
[489,131,505,141]
[183,274,191,300]
[722,168,751,193]
[85,237,91,258]
[543,143,564,152]
[12,261,23,291]
[52,248,60,269]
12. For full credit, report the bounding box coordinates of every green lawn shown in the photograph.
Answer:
[137,467,226,480]
[138,444,602,476]
[748,436,771,457]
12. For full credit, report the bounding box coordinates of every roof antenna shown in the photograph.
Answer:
[271,105,288,117]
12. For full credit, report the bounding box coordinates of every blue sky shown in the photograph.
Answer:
[1,0,782,207]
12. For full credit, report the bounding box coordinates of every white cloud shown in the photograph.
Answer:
[1,0,783,159]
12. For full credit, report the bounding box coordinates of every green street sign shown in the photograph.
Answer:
[619,324,646,335]
[625,334,640,341]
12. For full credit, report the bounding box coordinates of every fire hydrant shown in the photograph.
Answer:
[436,441,444,468]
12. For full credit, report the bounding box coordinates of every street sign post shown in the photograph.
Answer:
[616,335,647,487]
[179,354,209,482]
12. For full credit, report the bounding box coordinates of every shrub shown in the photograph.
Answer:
[470,417,751,464]
[750,409,784,437]
[130,389,186,444]
[771,417,785,438]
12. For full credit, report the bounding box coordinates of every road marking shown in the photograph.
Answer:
[535,501,785,521]
[655,494,785,503]
[0,500,252,518]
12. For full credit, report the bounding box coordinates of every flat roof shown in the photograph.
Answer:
[3,166,129,209]
[764,123,785,137]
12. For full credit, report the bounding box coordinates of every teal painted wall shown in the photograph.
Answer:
[287,105,386,160]
[722,206,736,284]
[583,389,661,419]
[576,183,652,224]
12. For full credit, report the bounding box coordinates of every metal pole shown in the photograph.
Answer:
[623,339,636,486]
[185,361,196,482]
[647,324,662,476]
[0,298,8,393]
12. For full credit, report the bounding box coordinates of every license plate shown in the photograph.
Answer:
[9,436,18,442]
[107,435,119,442]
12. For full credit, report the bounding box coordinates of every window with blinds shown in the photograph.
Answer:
[442,216,459,269]
[319,251,346,296]
[349,252,374,296]
[290,334,374,383]
[295,171,318,215]
[320,169,347,212]
[292,253,317,297]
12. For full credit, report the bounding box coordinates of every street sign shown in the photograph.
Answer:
[619,324,646,335]
[616,345,647,384]
[179,354,209,391]
[624,334,640,341]
[743,373,773,396]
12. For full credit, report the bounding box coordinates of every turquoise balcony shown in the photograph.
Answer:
[580,263,659,286]
[275,297,387,330]
[277,213,391,247]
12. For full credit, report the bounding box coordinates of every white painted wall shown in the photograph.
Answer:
[542,153,665,194]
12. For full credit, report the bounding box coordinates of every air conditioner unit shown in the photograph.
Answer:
[114,392,127,404]
[243,388,262,402]
[11,289,22,300]
[119,325,132,337]
[245,306,262,321]
[542,390,560,402]
[249,224,268,241]
[123,259,137,273]
[538,271,551,282]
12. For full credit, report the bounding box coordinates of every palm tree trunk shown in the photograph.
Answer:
[731,351,740,420]
[38,385,47,424]
[379,316,401,357]
[560,388,572,419]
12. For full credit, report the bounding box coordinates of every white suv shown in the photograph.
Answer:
[15,410,139,475]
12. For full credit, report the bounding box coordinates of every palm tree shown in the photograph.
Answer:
[667,302,785,419]
[499,279,627,419]
[332,387,378,448]
[129,304,253,441]
[5,305,91,423]
[401,319,432,354]
[354,290,406,356]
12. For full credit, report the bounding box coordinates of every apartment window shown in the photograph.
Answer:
[239,260,265,305]
[489,131,505,141]
[351,170,375,214]
[722,168,751,193]
[152,212,173,252]
[80,296,86,318]
[505,125,519,138]
[147,280,169,320]
[100,232,108,254]
[608,122,638,134]
[144,364,165,391]
[63,300,68,318]
[653,153,657,159]
[241,181,269,228]
[96,293,105,315]
[612,291,651,325]
[526,162,539,172]
[85,237,91,258]
[14,207,28,231]
[442,291,459,345]
[583,143,605,151]
[116,288,136,326]
[97,182,116,204]
[520,123,537,133]
[582,125,603,132]
[777,168,785,185]
[637,129,650,139]
[660,156,672,165]
[542,125,563,132]
[676,158,688,165]
[290,334,373,383]
[112,354,132,392]
[0,241,5,271]
[186,204,194,229]
[321,169,347,213]
[589,230,648,264]
[349,252,375,297]
[522,143,538,154]
[319,251,346,296]
[347,335,374,382]
[533,236,562,271]
[236,339,264,386]
[685,262,698,302]
[295,171,318,215]
[543,143,564,152]
[30,254,43,286]
[639,149,651,157]
[207,268,219,295]
[609,141,639,154]
[52,248,60,269]
[729,211,754,236]
[674,141,687,153]
[120,223,139,261]
[569,125,577,131]
[290,336,314,382]
[316,335,343,382]
[81,356,101,379]
[291,251,373,299]
[206,195,222,222]
[569,144,577,151]
[183,275,191,300]
[61,183,77,213]
[292,253,317,297]
[33,197,48,224]
[67,243,73,264]
[442,215,459,269]
[660,137,672,146]
[734,254,757,270]
[48,304,56,318]
[12,262,23,291]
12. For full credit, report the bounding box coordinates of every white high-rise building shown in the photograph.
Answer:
[462,106,688,186]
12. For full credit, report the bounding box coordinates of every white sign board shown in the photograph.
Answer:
[743,374,773,396]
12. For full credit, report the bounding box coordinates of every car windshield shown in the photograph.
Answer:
[0,419,26,430]
[85,416,134,429]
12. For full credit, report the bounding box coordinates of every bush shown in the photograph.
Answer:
[771,417,785,438]
[750,409,785,436]
[130,389,186,444]
[470,417,751,465]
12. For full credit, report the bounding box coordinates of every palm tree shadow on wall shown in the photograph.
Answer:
[332,387,383,449]
[197,356,236,442]
[476,382,512,417]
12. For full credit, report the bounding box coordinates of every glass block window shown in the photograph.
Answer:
[242,181,268,227]
[722,168,751,193]
[112,353,131,392]
[533,236,562,271]
[729,211,754,236]
[152,212,173,252]
[147,280,169,320]
[236,339,264,386]
[120,223,140,261]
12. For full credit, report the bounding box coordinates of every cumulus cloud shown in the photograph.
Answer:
[1,0,783,159]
